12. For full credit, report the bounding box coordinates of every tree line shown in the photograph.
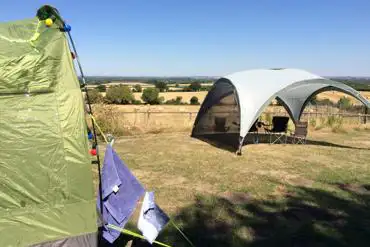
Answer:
[94,81,212,93]
[88,85,200,105]
[332,78,370,91]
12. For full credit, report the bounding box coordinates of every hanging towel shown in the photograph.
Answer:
[138,192,170,244]
[97,144,145,243]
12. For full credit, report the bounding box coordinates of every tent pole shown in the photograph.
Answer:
[66,30,104,217]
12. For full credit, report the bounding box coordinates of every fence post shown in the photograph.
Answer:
[134,111,137,127]
[358,113,361,125]
[146,111,150,126]
[365,107,368,124]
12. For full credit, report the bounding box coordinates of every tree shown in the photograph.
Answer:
[309,95,318,105]
[165,96,184,105]
[182,87,192,92]
[318,98,335,106]
[141,88,162,104]
[96,84,106,92]
[105,85,134,104]
[158,96,165,104]
[201,85,213,91]
[133,84,142,92]
[190,96,200,105]
[154,80,168,92]
[188,81,202,92]
[337,96,352,110]
[175,96,183,105]
[87,89,103,104]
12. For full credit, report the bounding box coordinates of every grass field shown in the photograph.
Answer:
[94,128,370,246]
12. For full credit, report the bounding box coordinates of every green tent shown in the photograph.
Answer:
[0,6,97,246]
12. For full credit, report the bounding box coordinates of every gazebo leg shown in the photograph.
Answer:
[236,136,244,156]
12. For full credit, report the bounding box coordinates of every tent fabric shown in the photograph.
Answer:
[192,68,370,151]
[31,232,98,247]
[277,79,370,121]
[0,15,97,246]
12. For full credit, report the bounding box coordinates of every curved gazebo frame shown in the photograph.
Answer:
[191,68,370,153]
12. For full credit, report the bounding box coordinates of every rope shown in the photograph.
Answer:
[170,220,196,247]
[89,114,195,247]
[107,224,172,247]
[64,20,104,218]
[62,13,195,247]
[89,114,108,144]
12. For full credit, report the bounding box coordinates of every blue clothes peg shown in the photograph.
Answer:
[62,23,71,32]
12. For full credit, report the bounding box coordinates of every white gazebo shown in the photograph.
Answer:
[191,68,370,154]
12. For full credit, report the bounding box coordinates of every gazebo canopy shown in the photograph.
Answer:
[191,68,370,151]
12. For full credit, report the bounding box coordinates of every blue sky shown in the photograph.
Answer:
[1,0,369,77]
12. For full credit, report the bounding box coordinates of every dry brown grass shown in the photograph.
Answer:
[93,128,370,210]
[104,104,200,113]
[317,91,370,104]
[92,104,199,135]
[92,128,370,246]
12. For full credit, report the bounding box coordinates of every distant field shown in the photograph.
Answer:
[135,91,208,103]
[318,91,370,104]
[91,91,370,105]
[96,91,208,103]
[86,81,154,89]
[149,91,370,104]
[88,82,212,88]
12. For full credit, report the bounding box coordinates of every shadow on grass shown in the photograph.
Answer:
[193,133,369,154]
[305,139,370,150]
[192,133,240,153]
[121,182,370,247]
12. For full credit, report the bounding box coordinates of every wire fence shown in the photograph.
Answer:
[92,104,369,136]
[114,109,369,128]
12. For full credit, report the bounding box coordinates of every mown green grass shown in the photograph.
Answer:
[94,128,370,247]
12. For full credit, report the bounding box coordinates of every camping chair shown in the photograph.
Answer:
[291,121,308,144]
[248,119,269,144]
[264,116,289,144]
[214,117,229,132]
[248,120,259,143]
